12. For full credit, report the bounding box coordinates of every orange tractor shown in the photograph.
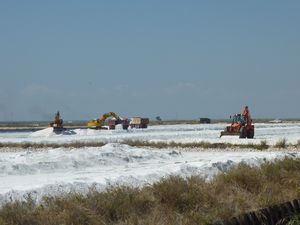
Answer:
[220,106,254,138]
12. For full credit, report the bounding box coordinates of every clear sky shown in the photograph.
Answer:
[0,1,299,121]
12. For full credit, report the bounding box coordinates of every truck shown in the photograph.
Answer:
[108,118,130,130]
[130,117,149,128]
[199,118,211,124]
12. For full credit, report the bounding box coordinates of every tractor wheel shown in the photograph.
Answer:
[247,128,254,139]
[239,127,246,138]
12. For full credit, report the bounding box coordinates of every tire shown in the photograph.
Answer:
[239,127,246,138]
[247,128,254,139]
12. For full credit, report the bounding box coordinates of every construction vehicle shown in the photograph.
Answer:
[50,111,66,133]
[108,118,130,130]
[130,117,149,128]
[199,118,211,124]
[87,112,129,130]
[220,106,254,138]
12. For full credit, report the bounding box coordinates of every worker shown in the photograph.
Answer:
[242,106,251,126]
[55,111,60,123]
[242,106,249,117]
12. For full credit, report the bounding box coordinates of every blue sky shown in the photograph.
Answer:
[0,1,299,121]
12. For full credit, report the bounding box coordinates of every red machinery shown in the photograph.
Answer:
[220,106,254,138]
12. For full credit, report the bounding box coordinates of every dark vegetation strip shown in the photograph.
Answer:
[212,199,300,225]
[1,157,300,225]
[0,142,106,149]
[1,138,299,150]
[123,140,271,150]
[124,139,300,150]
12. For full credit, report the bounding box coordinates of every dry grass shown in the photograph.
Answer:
[258,140,269,150]
[0,157,300,224]
[3,139,299,151]
[0,142,106,149]
[284,215,300,225]
[123,140,273,151]
[124,140,231,149]
[295,140,300,148]
[275,138,288,149]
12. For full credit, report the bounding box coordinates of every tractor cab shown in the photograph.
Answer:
[231,114,245,125]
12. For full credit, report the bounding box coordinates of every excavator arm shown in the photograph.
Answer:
[87,112,121,129]
[97,112,120,125]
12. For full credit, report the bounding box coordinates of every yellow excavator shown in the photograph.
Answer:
[87,112,129,130]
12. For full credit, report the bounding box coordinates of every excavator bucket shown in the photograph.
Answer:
[220,130,240,137]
